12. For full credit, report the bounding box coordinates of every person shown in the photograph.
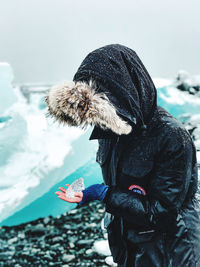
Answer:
[46,44,200,267]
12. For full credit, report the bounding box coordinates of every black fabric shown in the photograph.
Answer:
[73,44,200,266]
[102,107,200,266]
[73,44,157,134]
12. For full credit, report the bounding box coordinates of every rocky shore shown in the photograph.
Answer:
[0,201,115,267]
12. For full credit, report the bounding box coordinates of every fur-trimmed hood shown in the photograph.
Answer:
[45,44,157,138]
[45,79,132,135]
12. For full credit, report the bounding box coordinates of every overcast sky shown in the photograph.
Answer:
[0,0,199,84]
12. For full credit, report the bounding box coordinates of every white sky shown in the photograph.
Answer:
[0,0,199,83]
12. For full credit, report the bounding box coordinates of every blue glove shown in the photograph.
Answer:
[79,184,109,205]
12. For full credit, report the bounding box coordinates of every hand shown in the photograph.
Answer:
[55,184,83,203]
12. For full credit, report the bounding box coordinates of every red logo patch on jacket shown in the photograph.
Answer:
[128,185,146,196]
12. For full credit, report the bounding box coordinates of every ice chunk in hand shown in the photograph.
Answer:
[65,177,85,198]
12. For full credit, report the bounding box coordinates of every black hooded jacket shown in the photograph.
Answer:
[73,44,200,266]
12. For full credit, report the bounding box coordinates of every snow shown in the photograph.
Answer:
[93,239,111,256]
[105,256,117,266]
[159,86,200,106]
[175,70,200,88]
[93,240,117,266]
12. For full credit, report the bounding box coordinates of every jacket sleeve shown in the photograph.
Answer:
[103,127,194,229]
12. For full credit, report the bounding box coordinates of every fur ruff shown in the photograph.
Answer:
[45,80,132,135]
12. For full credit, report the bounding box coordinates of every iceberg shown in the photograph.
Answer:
[0,63,97,224]
[175,70,200,95]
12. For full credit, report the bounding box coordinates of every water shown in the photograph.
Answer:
[0,68,199,226]
[1,159,102,226]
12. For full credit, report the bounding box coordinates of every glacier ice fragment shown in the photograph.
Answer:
[65,177,85,198]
